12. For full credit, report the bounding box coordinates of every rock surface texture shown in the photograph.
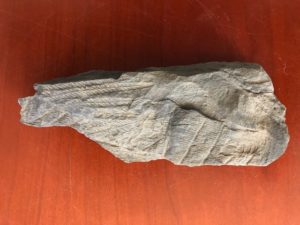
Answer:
[19,62,289,166]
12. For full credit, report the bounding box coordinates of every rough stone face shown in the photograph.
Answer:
[19,62,289,166]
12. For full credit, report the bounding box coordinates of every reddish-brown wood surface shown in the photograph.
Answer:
[0,1,300,224]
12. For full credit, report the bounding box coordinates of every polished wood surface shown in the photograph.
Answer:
[0,1,299,224]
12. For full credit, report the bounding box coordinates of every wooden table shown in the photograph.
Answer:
[0,1,299,224]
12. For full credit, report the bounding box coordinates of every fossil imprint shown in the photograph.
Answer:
[19,62,289,166]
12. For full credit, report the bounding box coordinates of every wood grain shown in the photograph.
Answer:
[0,0,299,224]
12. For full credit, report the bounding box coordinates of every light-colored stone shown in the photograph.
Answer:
[19,62,289,166]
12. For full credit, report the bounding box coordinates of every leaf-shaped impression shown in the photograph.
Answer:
[19,62,289,166]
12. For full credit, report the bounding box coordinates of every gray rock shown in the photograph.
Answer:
[19,62,289,166]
